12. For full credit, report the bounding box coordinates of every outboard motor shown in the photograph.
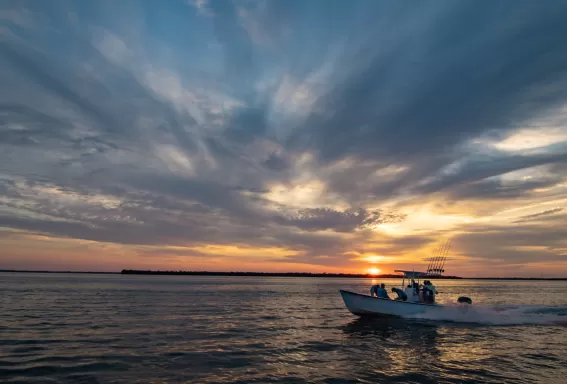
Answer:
[457,296,473,305]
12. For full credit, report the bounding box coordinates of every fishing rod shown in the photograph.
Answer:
[429,241,446,274]
[428,239,451,275]
[429,244,441,274]
[426,244,440,273]
[434,240,451,274]
[433,241,447,273]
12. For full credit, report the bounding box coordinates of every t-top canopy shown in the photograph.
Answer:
[394,270,428,278]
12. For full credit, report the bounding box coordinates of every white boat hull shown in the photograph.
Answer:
[340,289,443,317]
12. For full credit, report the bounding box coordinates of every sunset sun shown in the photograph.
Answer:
[367,267,381,275]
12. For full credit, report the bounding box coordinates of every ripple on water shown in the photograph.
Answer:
[0,362,130,378]
[1,275,567,384]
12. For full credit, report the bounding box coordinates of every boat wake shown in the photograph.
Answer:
[404,302,567,326]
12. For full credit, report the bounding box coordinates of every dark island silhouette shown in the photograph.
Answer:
[120,269,462,279]
[118,270,566,280]
[1,269,565,280]
[120,269,462,278]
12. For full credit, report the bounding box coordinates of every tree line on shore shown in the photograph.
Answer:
[120,269,464,278]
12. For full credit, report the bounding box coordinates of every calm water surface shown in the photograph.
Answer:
[1,273,566,383]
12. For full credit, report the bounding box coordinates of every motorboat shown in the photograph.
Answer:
[340,269,473,318]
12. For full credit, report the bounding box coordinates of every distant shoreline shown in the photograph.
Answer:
[0,270,118,274]
[1,269,566,280]
[119,270,460,279]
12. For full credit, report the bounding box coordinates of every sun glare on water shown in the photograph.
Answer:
[367,267,381,275]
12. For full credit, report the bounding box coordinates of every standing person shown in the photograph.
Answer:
[417,282,424,302]
[428,280,438,303]
[423,280,437,303]
[412,280,420,297]
[422,280,431,303]
[429,280,438,296]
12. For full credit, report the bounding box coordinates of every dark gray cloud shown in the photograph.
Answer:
[453,219,567,265]
[262,152,290,172]
[276,1,567,207]
[279,208,406,232]
[513,208,564,223]
[419,153,566,193]
[223,104,268,143]
[448,178,559,201]
[289,2,567,163]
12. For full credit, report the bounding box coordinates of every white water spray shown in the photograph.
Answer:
[404,301,567,326]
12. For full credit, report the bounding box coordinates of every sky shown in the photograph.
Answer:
[1,0,567,277]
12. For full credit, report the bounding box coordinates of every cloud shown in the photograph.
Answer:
[513,208,564,223]
[0,6,37,28]
[453,219,567,266]
[280,208,406,232]
[289,2,567,162]
[415,152,567,197]
[262,152,289,171]
[1,0,567,274]
[187,0,213,17]
[92,29,132,65]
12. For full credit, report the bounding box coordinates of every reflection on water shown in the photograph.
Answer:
[342,317,441,381]
[343,316,438,340]
[0,273,566,383]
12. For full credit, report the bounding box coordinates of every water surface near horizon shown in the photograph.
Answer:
[1,273,566,383]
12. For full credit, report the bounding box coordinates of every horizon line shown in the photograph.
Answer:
[1,269,566,280]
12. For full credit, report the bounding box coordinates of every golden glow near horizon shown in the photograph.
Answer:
[367,267,381,275]
[2,183,566,276]
[358,255,388,264]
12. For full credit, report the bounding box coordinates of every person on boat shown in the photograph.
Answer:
[377,283,390,299]
[412,280,420,295]
[370,283,390,299]
[427,280,438,302]
[417,283,424,302]
[391,287,407,301]
[422,280,437,303]
[422,281,431,303]
[370,284,378,296]
[429,280,438,296]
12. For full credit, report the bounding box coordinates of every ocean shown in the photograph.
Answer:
[1,273,566,383]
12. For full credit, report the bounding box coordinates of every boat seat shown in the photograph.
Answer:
[405,287,419,302]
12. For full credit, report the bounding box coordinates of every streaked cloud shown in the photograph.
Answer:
[513,208,564,223]
[1,0,567,276]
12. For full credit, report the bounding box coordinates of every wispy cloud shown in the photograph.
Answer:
[1,0,567,275]
[514,208,564,223]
